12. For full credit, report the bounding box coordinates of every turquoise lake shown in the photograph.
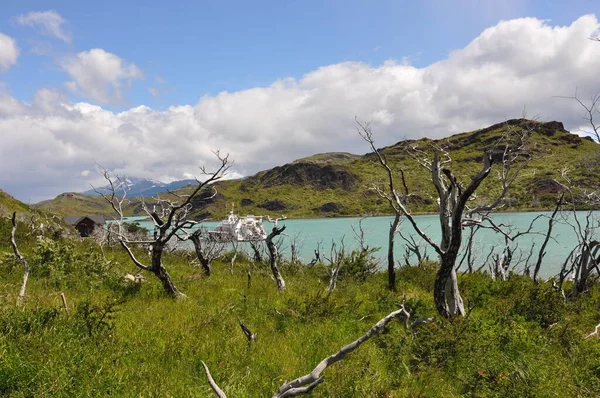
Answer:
[121,211,597,278]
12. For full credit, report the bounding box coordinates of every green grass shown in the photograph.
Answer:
[2,229,600,397]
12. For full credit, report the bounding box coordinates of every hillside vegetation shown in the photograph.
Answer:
[35,119,600,219]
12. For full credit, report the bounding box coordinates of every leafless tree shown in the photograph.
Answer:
[187,228,225,277]
[554,177,600,297]
[325,238,346,292]
[10,213,30,306]
[399,229,428,267]
[96,151,231,297]
[458,224,480,273]
[357,119,412,291]
[265,216,287,292]
[532,193,564,282]
[557,90,600,142]
[308,239,323,267]
[289,231,304,264]
[247,240,265,263]
[358,119,533,318]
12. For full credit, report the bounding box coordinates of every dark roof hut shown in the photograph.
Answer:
[63,215,106,237]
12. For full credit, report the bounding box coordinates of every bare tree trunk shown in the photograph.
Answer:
[10,213,30,307]
[249,241,263,263]
[190,235,211,276]
[151,244,184,298]
[434,254,465,317]
[387,213,400,290]
[533,193,563,283]
[266,226,286,292]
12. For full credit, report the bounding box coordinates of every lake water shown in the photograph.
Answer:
[120,211,598,278]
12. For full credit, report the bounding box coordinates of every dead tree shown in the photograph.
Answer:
[10,213,30,306]
[359,119,532,318]
[558,90,600,142]
[97,152,231,297]
[308,239,323,267]
[248,240,264,263]
[325,238,346,293]
[290,231,303,264]
[532,193,564,282]
[265,216,287,292]
[350,217,370,253]
[399,229,428,267]
[188,229,225,277]
[458,224,480,273]
[358,119,410,290]
[202,304,412,397]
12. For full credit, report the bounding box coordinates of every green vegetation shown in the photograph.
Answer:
[34,119,600,220]
[2,217,600,397]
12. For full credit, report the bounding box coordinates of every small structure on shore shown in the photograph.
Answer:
[63,215,106,237]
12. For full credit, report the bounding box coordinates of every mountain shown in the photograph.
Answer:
[35,119,600,219]
[82,177,198,198]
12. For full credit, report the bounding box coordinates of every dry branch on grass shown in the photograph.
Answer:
[202,305,417,397]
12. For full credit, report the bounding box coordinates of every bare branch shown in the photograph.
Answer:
[201,361,227,398]
[273,306,409,397]
[10,212,30,306]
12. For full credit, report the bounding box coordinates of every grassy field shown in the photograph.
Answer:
[2,225,600,397]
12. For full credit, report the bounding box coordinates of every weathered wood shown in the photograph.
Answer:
[201,361,227,398]
[533,193,564,282]
[60,292,69,315]
[201,306,411,397]
[265,222,287,292]
[273,306,409,397]
[10,212,30,307]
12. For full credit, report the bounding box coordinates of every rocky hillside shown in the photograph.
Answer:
[35,119,599,219]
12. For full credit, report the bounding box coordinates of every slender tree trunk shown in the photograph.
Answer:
[387,213,400,290]
[533,194,563,283]
[190,235,211,276]
[266,226,286,292]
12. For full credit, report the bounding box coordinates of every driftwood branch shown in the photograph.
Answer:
[202,305,419,397]
[585,323,600,339]
[273,306,409,397]
[10,212,30,306]
[201,361,227,398]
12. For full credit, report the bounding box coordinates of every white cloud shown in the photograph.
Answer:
[15,10,71,43]
[62,48,143,104]
[1,15,600,202]
[0,33,19,72]
[148,87,159,98]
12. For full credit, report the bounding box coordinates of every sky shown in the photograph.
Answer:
[0,1,599,203]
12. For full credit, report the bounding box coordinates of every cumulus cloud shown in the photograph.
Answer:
[0,33,19,72]
[15,10,71,42]
[1,15,600,202]
[62,49,143,104]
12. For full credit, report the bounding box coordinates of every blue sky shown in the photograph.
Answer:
[0,1,599,202]
[1,0,597,109]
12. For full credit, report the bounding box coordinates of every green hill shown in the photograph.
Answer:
[0,190,34,217]
[35,192,120,219]
[35,119,600,219]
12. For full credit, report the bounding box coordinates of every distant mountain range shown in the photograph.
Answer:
[82,177,198,198]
